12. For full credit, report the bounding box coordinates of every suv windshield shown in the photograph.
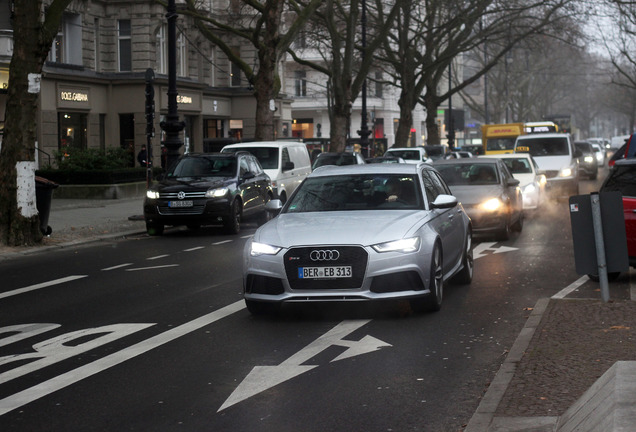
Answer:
[223,147,278,169]
[516,137,569,156]
[167,156,237,178]
[286,174,422,212]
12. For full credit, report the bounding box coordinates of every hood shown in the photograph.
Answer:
[154,177,230,192]
[511,173,535,188]
[448,184,504,206]
[254,210,429,247]
[532,155,573,171]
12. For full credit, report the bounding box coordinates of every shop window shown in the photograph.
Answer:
[58,112,87,153]
[118,20,132,72]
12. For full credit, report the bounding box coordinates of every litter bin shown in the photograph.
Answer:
[35,176,59,236]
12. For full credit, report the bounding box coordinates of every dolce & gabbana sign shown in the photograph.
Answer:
[57,85,91,109]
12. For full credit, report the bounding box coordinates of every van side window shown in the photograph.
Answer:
[281,147,292,170]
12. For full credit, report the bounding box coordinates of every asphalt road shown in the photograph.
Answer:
[0,170,608,431]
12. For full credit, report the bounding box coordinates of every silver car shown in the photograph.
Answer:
[243,163,473,315]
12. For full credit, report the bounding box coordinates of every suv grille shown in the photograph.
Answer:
[284,246,368,290]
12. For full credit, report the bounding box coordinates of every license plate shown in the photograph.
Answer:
[169,200,193,208]
[298,266,352,279]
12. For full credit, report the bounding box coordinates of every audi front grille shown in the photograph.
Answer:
[283,246,368,290]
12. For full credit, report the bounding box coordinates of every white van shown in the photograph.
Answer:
[221,141,311,203]
[514,133,580,197]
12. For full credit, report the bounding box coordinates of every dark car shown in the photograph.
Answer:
[312,152,366,170]
[143,152,273,235]
[425,145,451,161]
[574,141,598,180]
[434,158,523,240]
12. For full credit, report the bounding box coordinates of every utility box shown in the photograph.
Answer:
[569,192,629,276]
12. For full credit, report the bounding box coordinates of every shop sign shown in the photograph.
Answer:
[57,85,90,109]
[230,119,243,129]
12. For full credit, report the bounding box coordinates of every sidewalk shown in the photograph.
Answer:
[1,197,635,431]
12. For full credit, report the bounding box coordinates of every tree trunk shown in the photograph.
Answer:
[424,85,441,146]
[394,89,416,147]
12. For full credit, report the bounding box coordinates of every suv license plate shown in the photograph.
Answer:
[298,266,352,279]
[169,200,193,208]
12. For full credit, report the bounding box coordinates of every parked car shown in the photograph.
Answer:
[590,143,605,166]
[434,158,523,240]
[480,153,546,210]
[243,163,473,315]
[514,133,580,197]
[143,152,273,235]
[221,141,311,203]
[384,146,432,164]
[311,152,366,170]
[445,151,474,159]
[365,156,406,164]
[574,141,599,180]
[596,158,636,276]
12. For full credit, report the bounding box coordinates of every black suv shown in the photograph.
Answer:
[144,152,273,235]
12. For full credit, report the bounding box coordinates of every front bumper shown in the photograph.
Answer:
[143,198,232,226]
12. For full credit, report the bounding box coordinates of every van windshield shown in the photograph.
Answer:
[225,147,279,169]
[516,137,569,156]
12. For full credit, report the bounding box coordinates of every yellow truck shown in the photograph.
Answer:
[481,123,525,155]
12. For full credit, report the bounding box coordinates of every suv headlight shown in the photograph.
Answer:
[250,242,282,256]
[479,197,503,212]
[146,190,160,199]
[372,237,420,253]
[206,187,229,198]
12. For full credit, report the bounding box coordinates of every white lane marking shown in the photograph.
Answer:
[0,276,88,300]
[184,246,205,252]
[240,235,253,239]
[125,264,179,272]
[0,300,246,417]
[147,254,169,260]
[219,319,391,411]
[473,242,519,260]
[552,275,589,299]
[212,240,232,245]
[101,263,133,271]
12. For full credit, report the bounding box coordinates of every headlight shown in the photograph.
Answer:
[479,197,503,212]
[559,167,573,178]
[146,190,160,199]
[523,183,536,194]
[584,156,594,163]
[206,187,229,198]
[372,237,420,253]
[250,242,281,256]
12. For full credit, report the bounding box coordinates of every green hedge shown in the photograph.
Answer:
[35,167,164,184]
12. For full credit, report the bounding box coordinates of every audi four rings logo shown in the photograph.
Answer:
[310,250,340,261]
[177,191,186,199]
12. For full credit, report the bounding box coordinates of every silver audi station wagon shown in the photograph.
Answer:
[242,163,473,315]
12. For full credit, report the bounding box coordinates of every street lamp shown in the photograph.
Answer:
[357,0,371,150]
[160,0,185,170]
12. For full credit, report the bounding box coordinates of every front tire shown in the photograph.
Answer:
[223,200,241,234]
[411,243,443,313]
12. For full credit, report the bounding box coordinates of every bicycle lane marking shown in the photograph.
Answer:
[0,300,246,416]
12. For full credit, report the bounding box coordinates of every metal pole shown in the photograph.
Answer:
[591,192,610,302]
[357,0,370,150]
[160,0,184,170]
[448,62,455,148]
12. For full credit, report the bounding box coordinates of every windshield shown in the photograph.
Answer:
[516,137,569,156]
[425,147,446,159]
[167,156,236,178]
[285,174,423,212]
[223,147,279,169]
[502,158,532,174]
[486,137,516,152]
[436,163,499,185]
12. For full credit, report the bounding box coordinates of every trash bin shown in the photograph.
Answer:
[35,176,59,236]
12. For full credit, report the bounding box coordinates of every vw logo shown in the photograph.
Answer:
[177,191,186,200]
[310,250,340,261]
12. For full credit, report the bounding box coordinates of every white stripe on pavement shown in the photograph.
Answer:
[0,276,88,300]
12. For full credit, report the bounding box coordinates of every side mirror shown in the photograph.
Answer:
[431,194,457,209]
[507,178,520,187]
[265,199,283,215]
[242,171,255,181]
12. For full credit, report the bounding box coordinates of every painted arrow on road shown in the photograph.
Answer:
[218,319,391,411]
[473,242,519,259]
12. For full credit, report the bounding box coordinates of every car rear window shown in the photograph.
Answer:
[436,163,499,185]
[602,165,636,197]
[223,147,279,169]
[516,137,569,156]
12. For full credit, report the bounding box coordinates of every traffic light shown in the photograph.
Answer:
[145,68,155,137]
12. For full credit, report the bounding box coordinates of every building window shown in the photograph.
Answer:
[156,26,166,74]
[295,70,306,97]
[231,47,241,87]
[94,18,100,71]
[155,26,186,76]
[294,30,307,49]
[49,13,82,65]
[118,19,132,72]
[58,112,87,152]
[177,32,187,77]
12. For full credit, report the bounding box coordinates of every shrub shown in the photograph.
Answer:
[54,147,132,170]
